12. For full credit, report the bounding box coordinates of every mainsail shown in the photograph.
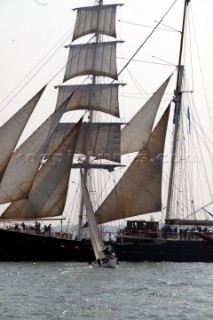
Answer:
[45,122,121,163]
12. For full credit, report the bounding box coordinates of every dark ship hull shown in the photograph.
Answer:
[114,237,213,262]
[0,228,95,262]
[1,222,213,262]
[114,220,213,262]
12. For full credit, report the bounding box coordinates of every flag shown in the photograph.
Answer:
[172,96,177,124]
[172,96,177,104]
[187,106,191,133]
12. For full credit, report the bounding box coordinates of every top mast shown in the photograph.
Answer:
[165,0,189,221]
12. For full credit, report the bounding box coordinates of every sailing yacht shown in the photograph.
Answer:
[0,0,213,262]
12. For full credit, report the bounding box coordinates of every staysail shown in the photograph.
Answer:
[0,86,46,181]
[0,96,72,204]
[94,106,170,224]
[1,119,82,220]
[121,76,171,154]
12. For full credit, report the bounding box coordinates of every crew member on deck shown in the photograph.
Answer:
[21,222,26,232]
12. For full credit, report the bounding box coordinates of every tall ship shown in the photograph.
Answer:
[0,0,213,262]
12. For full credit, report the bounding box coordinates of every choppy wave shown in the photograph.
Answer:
[0,262,212,320]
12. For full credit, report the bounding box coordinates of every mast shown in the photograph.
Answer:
[77,0,103,239]
[165,0,189,221]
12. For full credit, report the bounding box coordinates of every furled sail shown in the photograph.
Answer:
[45,122,121,162]
[73,4,120,41]
[80,169,105,260]
[0,97,71,204]
[63,42,119,82]
[121,76,171,154]
[56,84,121,117]
[0,86,46,181]
[94,106,170,225]
[1,119,82,220]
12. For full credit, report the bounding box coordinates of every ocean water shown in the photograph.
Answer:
[0,262,212,320]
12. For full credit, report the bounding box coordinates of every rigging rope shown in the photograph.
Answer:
[190,5,213,135]
[116,0,178,79]
[0,26,74,112]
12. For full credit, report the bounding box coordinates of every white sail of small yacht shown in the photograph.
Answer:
[81,169,119,268]
[80,169,105,260]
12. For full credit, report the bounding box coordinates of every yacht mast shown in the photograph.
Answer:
[165,0,189,221]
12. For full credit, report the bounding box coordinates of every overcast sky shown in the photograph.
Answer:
[0,0,212,126]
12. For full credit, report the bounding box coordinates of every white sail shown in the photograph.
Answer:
[80,169,105,260]
[73,4,120,41]
[121,76,171,154]
[1,119,82,220]
[56,84,121,117]
[94,107,170,225]
[63,42,118,82]
[0,98,71,204]
[45,122,121,162]
[0,86,46,181]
